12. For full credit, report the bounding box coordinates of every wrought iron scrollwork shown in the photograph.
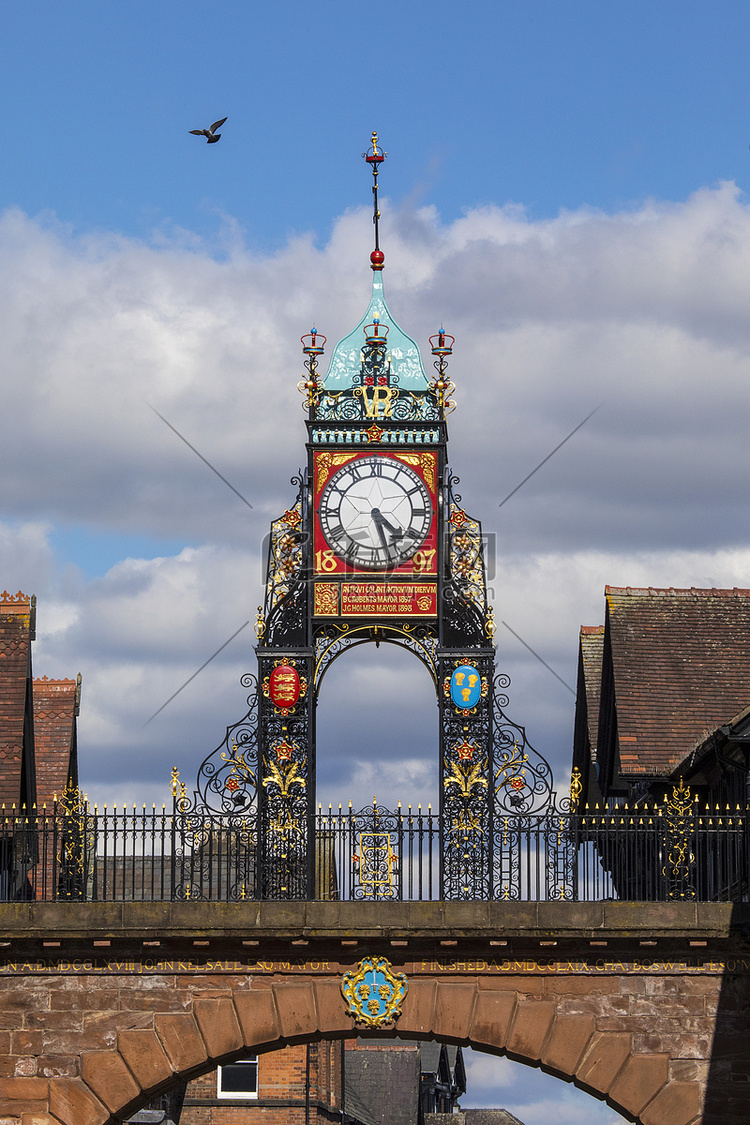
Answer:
[58,782,94,900]
[192,673,259,816]
[350,803,402,900]
[314,621,438,691]
[492,674,553,815]
[662,778,697,900]
[170,674,259,902]
[256,653,314,900]
[443,474,491,648]
[440,655,493,900]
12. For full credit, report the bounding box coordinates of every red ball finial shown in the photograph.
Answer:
[370,249,385,271]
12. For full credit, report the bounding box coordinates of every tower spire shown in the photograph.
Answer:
[363,131,387,271]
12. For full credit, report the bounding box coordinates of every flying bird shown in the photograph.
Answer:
[189,117,227,144]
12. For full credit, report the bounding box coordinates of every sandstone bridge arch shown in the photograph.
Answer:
[0,900,744,1125]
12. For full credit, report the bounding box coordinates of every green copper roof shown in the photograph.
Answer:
[323,272,428,391]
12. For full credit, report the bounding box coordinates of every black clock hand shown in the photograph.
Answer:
[371,507,403,541]
[372,512,390,555]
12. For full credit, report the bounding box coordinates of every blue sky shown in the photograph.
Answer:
[4,2,750,253]
[3,4,750,1122]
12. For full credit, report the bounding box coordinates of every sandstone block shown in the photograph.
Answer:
[576,1031,631,1094]
[435,984,477,1042]
[118,1031,173,1093]
[609,1053,669,1117]
[313,981,352,1036]
[154,1014,206,1074]
[506,1001,555,1062]
[233,990,280,1048]
[80,1051,140,1114]
[640,1081,701,1125]
[469,989,517,1049]
[540,1013,595,1077]
[271,983,317,1040]
[49,1077,109,1125]
[193,998,243,1060]
[391,980,436,1037]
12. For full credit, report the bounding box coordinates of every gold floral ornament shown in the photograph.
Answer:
[341,957,408,1028]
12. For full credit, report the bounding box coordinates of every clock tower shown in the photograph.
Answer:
[192,136,553,902]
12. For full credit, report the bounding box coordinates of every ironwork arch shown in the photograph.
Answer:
[313,622,438,694]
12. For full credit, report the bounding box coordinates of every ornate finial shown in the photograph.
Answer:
[428,326,457,414]
[569,766,583,811]
[170,767,180,798]
[255,605,266,641]
[298,326,327,413]
[363,132,387,271]
[485,605,496,642]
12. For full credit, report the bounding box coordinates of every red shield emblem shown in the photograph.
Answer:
[269,664,301,710]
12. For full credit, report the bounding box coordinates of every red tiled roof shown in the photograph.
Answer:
[33,675,80,810]
[579,626,604,751]
[605,586,750,777]
[0,591,34,807]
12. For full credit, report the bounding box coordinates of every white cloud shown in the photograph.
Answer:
[461,1050,627,1123]
[462,1050,517,1090]
[2,185,750,803]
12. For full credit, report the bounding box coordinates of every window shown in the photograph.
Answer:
[217,1056,259,1099]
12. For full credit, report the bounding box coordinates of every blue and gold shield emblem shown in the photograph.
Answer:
[450,664,482,709]
[341,957,408,1028]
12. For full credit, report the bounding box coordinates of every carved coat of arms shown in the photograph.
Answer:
[340,957,408,1028]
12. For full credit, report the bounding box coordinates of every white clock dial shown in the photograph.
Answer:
[318,456,432,569]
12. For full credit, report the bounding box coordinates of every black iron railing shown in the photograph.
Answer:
[1,795,748,903]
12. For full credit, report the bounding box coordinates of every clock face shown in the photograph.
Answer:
[318,455,433,569]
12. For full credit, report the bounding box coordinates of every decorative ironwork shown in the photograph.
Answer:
[58,782,92,900]
[341,956,408,1028]
[442,474,490,649]
[167,675,260,902]
[314,622,439,691]
[298,328,326,413]
[349,801,401,900]
[662,778,697,900]
[263,480,305,616]
[440,654,494,900]
[188,674,260,817]
[492,674,553,816]
[428,327,457,415]
[569,766,583,811]
[2,792,749,903]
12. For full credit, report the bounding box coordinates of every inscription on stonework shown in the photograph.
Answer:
[416,956,748,974]
[0,957,333,975]
[0,954,747,975]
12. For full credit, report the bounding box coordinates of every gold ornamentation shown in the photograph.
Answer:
[448,504,486,619]
[355,832,398,897]
[170,767,180,798]
[569,766,583,811]
[353,384,399,418]
[315,452,360,492]
[365,422,384,443]
[392,452,436,493]
[495,740,529,798]
[444,757,488,799]
[662,778,697,900]
[255,605,266,640]
[341,957,408,1028]
[314,582,340,616]
[219,737,256,798]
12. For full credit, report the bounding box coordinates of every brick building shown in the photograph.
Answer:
[573,585,750,808]
[0,589,81,899]
[131,1039,469,1125]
